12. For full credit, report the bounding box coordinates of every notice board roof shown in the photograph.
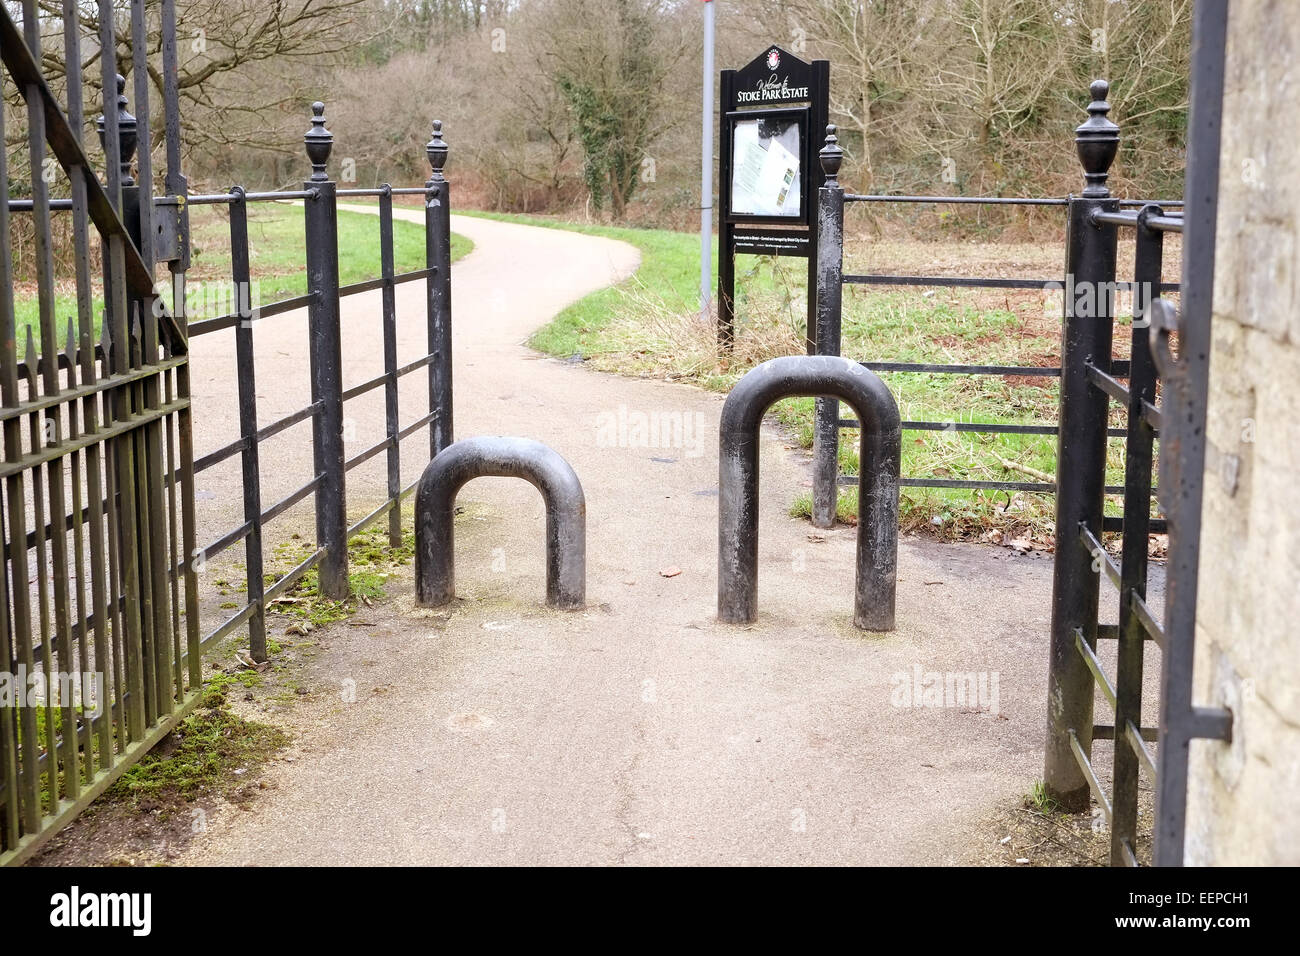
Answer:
[728,46,817,109]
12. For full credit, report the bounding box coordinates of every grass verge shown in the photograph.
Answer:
[13,203,472,346]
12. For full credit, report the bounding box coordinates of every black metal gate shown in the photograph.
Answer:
[2,0,455,865]
[1,0,200,864]
[1040,0,1233,868]
[810,0,1232,866]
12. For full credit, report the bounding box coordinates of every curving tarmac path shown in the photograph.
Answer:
[166,210,1064,866]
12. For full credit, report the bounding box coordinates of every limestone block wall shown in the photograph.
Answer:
[1185,0,1300,866]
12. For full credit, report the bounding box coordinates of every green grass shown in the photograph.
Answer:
[1023,780,1063,816]
[471,210,1130,539]
[12,203,472,347]
[463,210,709,359]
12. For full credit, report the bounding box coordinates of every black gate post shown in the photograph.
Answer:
[805,58,831,355]
[812,127,845,529]
[1044,81,1120,811]
[303,102,349,599]
[426,121,453,458]
[230,187,268,661]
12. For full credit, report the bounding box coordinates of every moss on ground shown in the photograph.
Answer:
[105,690,289,814]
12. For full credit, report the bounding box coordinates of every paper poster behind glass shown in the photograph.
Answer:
[730,116,802,218]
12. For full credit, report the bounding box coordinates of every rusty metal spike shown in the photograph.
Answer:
[100,311,114,372]
[24,326,38,382]
[130,308,144,369]
[63,319,77,387]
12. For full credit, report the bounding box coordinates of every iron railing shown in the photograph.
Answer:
[2,1,457,864]
[173,109,455,663]
[808,112,1183,530]
[1,0,199,866]
[1042,5,1234,867]
[810,60,1229,865]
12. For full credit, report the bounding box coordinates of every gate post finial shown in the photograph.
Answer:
[95,74,137,186]
[1076,79,1119,198]
[427,120,448,184]
[819,124,843,186]
[304,101,333,182]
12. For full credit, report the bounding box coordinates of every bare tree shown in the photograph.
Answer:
[7,0,371,168]
[533,0,688,217]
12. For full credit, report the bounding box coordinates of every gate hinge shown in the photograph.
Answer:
[151,195,189,266]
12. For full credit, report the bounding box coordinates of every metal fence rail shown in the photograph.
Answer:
[167,109,454,663]
[808,102,1185,533]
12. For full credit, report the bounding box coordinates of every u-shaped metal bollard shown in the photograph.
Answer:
[415,436,586,610]
[718,356,901,630]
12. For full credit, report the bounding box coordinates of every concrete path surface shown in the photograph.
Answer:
[175,210,1060,866]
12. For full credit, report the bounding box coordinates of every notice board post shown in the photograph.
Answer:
[717,46,830,352]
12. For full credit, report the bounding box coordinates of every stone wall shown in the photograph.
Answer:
[1185,0,1300,866]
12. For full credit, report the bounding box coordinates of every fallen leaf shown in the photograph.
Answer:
[659,567,682,578]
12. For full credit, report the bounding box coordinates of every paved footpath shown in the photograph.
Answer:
[175,210,1058,866]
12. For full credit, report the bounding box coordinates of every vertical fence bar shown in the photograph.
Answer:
[109,69,155,729]
[64,2,115,772]
[0,63,36,840]
[1154,0,1229,867]
[1043,80,1120,812]
[59,0,100,782]
[100,327,128,755]
[96,48,135,749]
[159,0,201,691]
[425,121,453,458]
[22,333,58,815]
[127,306,159,728]
[22,0,81,801]
[379,185,402,546]
[0,490,17,848]
[132,0,176,720]
[812,128,845,530]
[1111,206,1164,864]
[62,321,92,784]
[303,102,349,599]
[230,189,268,661]
[96,10,148,739]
